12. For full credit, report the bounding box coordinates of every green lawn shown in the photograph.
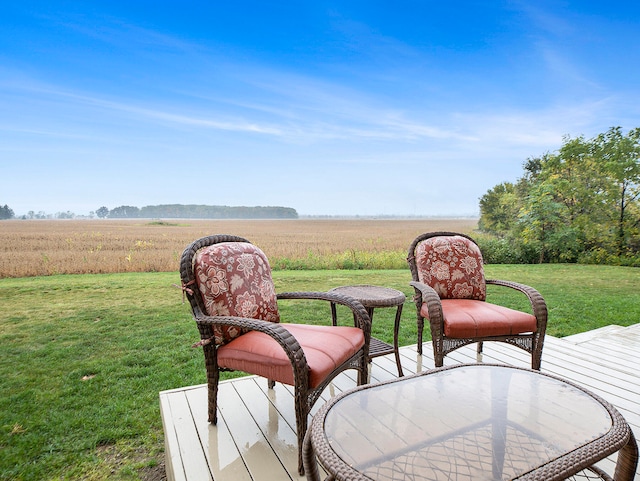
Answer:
[1,265,639,480]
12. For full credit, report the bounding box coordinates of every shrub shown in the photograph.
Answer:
[475,236,541,264]
[578,249,640,267]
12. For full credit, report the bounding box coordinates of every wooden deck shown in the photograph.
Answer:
[160,323,640,481]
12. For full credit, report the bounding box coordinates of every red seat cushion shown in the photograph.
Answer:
[421,299,537,338]
[217,323,365,388]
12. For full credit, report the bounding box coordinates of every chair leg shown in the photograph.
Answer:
[358,354,368,386]
[433,337,444,367]
[295,387,309,475]
[417,316,424,355]
[531,344,542,370]
[531,356,541,371]
[433,341,444,367]
[531,334,543,370]
[204,345,219,424]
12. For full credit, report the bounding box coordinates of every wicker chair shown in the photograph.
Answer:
[407,232,547,370]
[179,235,371,475]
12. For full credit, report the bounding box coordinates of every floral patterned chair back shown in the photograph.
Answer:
[193,242,280,345]
[414,234,486,301]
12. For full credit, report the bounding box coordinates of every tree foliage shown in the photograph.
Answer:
[479,126,640,264]
[0,205,15,220]
[96,206,109,218]
[108,205,140,218]
[478,182,519,234]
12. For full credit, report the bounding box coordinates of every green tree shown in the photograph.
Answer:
[593,126,640,255]
[0,204,15,220]
[109,205,140,218]
[520,155,544,184]
[479,127,640,263]
[96,206,110,218]
[541,137,611,253]
[478,182,519,235]
[56,211,75,219]
[517,183,579,263]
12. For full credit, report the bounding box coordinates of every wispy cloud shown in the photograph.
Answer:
[43,11,200,54]
[2,69,476,144]
[1,79,285,136]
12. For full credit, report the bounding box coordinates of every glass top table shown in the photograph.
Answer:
[303,364,637,481]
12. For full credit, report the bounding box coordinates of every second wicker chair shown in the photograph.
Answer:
[407,232,547,370]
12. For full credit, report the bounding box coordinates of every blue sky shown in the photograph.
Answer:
[2,1,640,217]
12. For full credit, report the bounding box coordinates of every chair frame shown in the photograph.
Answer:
[407,231,548,370]
[179,234,371,475]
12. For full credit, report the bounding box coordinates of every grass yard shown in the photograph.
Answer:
[1,265,639,480]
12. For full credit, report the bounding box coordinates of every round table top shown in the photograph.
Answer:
[312,364,625,481]
[329,285,406,308]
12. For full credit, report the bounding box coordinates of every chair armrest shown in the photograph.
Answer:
[277,291,372,339]
[485,279,548,330]
[409,281,444,324]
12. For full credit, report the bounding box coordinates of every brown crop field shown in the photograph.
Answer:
[0,218,478,278]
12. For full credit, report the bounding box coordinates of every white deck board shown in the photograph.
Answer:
[161,386,213,481]
[160,325,640,481]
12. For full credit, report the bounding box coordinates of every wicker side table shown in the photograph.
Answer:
[329,285,405,377]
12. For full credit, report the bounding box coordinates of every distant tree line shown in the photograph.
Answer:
[22,211,77,219]
[0,204,298,220]
[97,204,299,219]
[478,126,640,266]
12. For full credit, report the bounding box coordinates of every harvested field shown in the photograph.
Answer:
[0,218,478,277]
